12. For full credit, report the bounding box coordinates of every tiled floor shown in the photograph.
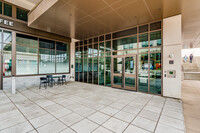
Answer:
[182,80,200,133]
[0,82,185,133]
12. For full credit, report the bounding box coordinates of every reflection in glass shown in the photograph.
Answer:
[150,53,161,94]
[88,58,93,83]
[16,34,38,47]
[75,58,79,81]
[56,51,69,73]
[93,57,98,84]
[150,47,161,52]
[139,33,148,48]
[99,57,104,85]
[84,45,88,54]
[114,76,122,86]
[3,50,12,76]
[113,58,122,74]
[3,31,12,43]
[125,77,135,87]
[138,54,149,92]
[105,57,111,86]
[105,41,111,52]
[84,58,87,83]
[88,44,93,55]
[39,49,55,74]
[150,31,161,47]
[94,43,98,54]
[79,59,83,82]
[139,49,148,53]
[16,46,38,75]
[113,36,137,51]
[125,57,135,74]
[99,42,104,56]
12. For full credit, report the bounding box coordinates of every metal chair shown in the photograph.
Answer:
[61,75,67,85]
[47,75,55,87]
[39,77,48,89]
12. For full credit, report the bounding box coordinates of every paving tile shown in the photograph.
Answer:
[50,108,72,118]
[132,116,157,132]
[109,102,126,110]
[138,109,160,122]
[60,128,76,133]
[75,106,96,117]
[122,105,141,115]
[124,125,151,133]
[159,115,185,131]
[144,105,162,114]
[88,112,110,125]
[162,108,184,120]
[155,123,185,133]
[92,126,113,133]
[0,121,33,133]
[37,120,67,133]
[71,119,99,133]
[24,108,47,120]
[59,112,84,126]
[100,106,119,116]
[103,117,128,133]
[114,111,136,123]
[30,114,56,128]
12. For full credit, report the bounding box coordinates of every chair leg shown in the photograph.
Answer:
[39,83,41,89]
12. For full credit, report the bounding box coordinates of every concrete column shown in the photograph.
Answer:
[163,15,182,99]
[70,38,79,81]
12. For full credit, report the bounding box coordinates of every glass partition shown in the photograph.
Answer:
[99,57,104,85]
[88,58,93,83]
[138,54,149,92]
[93,57,98,84]
[105,57,111,86]
[150,53,161,94]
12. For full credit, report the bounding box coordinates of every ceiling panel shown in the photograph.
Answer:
[28,0,182,40]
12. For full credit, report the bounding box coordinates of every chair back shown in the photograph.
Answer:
[62,75,66,78]
[40,77,47,81]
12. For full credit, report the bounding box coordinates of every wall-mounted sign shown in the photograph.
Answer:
[169,60,174,64]
[0,18,14,26]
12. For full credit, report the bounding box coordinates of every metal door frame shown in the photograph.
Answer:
[111,54,137,91]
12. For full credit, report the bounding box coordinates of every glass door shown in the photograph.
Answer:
[112,55,137,91]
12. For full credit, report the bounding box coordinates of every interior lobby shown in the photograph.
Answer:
[0,0,200,133]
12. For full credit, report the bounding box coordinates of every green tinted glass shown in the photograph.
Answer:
[17,8,28,22]
[4,3,12,17]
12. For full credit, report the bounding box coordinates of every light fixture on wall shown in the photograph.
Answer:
[169,54,174,59]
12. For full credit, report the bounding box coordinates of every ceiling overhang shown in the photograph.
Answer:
[5,0,41,10]
[28,0,182,40]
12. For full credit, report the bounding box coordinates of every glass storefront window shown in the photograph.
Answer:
[99,57,104,85]
[139,33,148,48]
[56,51,69,73]
[17,8,28,22]
[93,57,98,84]
[88,58,93,83]
[3,45,12,76]
[79,58,83,82]
[84,58,87,83]
[150,31,161,47]
[139,49,148,53]
[105,57,111,86]
[0,2,2,14]
[4,3,12,17]
[75,58,79,81]
[105,41,111,52]
[150,47,161,52]
[94,43,98,54]
[84,45,88,54]
[113,36,137,51]
[16,46,38,75]
[99,42,104,56]
[138,54,149,92]
[88,44,93,55]
[39,38,55,49]
[3,31,12,44]
[150,53,161,94]
[39,49,55,74]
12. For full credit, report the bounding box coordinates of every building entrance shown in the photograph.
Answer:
[112,55,137,91]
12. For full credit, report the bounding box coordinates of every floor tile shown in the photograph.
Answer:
[103,117,128,133]
[50,108,72,118]
[92,126,113,133]
[37,120,67,133]
[114,111,136,123]
[59,112,84,126]
[139,109,160,122]
[75,106,96,117]
[30,114,56,128]
[132,116,157,132]
[122,105,141,115]
[144,105,162,114]
[100,106,119,116]
[124,125,151,133]
[88,112,110,125]
[155,123,185,133]
[60,128,76,133]
[162,108,184,120]
[109,102,126,110]
[159,115,185,131]
[71,119,99,133]
[0,121,33,133]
